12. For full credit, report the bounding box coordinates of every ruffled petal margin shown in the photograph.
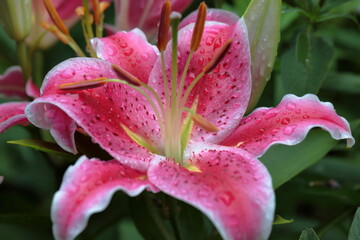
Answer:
[0,102,29,133]
[148,144,274,240]
[221,94,355,157]
[52,156,158,240]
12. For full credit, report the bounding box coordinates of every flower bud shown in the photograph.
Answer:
[0,0,33,41]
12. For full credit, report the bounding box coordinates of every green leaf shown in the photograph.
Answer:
[278,35,334,98]
[7,139,73,157]
[296,32,310,66]
[348,208,360,240]
[260,129,338,189]
[273,215,294,225]
[129,193,173,240]
[299,228,320,240]
[243,0,281,112]
[323,72,360,94]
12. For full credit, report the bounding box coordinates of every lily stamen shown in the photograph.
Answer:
[43,0,69,35]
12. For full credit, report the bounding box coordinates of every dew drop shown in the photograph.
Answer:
[265,109,279,120]
[141,53,150,61]
[271,127,280,135]
[213,38,222,49]
[218,191,234,206]
[303,115,310,119]
[60,69,76,79]
[281,117,290,125]
[205,36,215,46]
[105,133,112,142]
[283,125,296,135]
[123,48,134,56]
[286,102,297,111]
[120,42,127,48]
[198,57,204,65]
[218,72,228,79]
[82,105,92,115]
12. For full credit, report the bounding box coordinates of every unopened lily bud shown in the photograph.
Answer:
[0,0,32,41]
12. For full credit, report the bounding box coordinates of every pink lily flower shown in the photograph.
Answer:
[0,66,39,134]
[24,7,354,240]
[108,0,193,38]
[27,0,84,49]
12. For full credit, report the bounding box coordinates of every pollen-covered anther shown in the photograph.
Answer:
[111,64,142,86]
[58,78,108,91]
[40,21,69,44]
[203,38,233,74]
[192,114,219,132]
[157,0,171,51]
[190,2,207,51]
[91,0,100,24]
[43,0,69,35]
[99,2,111,14]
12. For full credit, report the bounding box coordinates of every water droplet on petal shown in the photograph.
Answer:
[123,48,134,56]
[108,46,117,56]
[265,109,279,120]
[271,127,280,135]
[213,38,222,49]
[141,53,150,61]
[205,36,215,46]
[60,69,76,79]
[283,125,296,135]
[82,106,92,115]
[303,115,310,119]
[218,191,234,206]
[286,102,297,111]
[281,118,290,125]
[120,42,127,48]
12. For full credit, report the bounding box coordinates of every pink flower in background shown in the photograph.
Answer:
[107,0,193,38]
[24,7,354,240]
[0,66,39,134]
[27,0,85,49]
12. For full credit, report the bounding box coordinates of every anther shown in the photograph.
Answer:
[75,6,85,17]
[190,2,207,51]
[43,0,69,35]
[203,38,233,73]
[192,114,219,132]
[59,78,108,90]
[91,0,100,25]
[99,2,111,14]
[157,0,171,51]
[111,64,142,86]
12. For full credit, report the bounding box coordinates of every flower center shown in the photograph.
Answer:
[59,2,232,165]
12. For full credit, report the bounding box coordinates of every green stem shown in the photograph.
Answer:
[144,194,174,240]
[169,197,182,240]
[16,41,31,81]
[32,50,44,86]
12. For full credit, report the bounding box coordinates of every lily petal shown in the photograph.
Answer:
[26,79,41,98]
[26,57,157,170]
[114,0,192,38]
[0,66,27,99]
[91,29,159,84]
[148,144,274,240]
[0,102,29,133]
[179,9,240,30]
[221,94,355,157]
[52,156,158,240]
[149,18,251,144]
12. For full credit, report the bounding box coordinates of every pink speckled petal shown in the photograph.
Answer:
[149,18,251,144]
[221,94,355,157]
[26,57,159,170]
[148,144,274,240]
[0,102,29,133]
[26,79,40,98]
[0,66,27,99]
[179,9,240,30]
[114,0,192,38]
[91,29,159,84]
[52,156,158,240]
